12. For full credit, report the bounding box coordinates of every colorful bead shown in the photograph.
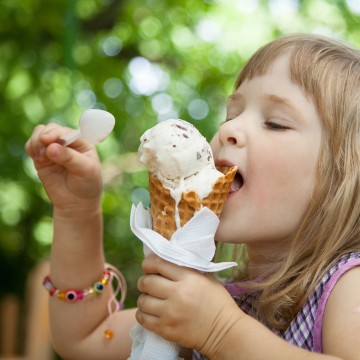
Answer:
[94,281,105,293]
[88,287,95,295]
[58,291,66,301]
[102,273,110,285]
[104,329,114,340]
[65,290,78,302]
[49,287,56,296]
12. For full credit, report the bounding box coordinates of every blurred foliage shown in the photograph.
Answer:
[1,0,360,315]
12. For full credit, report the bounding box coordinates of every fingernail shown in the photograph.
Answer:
[47,145,59,159]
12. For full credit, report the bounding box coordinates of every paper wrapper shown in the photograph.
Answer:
[128,203,237,359]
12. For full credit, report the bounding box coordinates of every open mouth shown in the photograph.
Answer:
[230,172,243,193]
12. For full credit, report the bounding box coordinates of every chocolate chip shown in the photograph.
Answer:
[175,124,187,131]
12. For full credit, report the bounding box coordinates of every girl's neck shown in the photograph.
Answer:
[246,241,288,279]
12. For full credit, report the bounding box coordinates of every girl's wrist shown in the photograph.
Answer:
[201,307,247,359]
[54,201,102,219]
[52,204,103,246]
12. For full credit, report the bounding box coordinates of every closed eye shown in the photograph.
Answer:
[265,122,290,131]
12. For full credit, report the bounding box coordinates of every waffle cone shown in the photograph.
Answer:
[148,166,237,240]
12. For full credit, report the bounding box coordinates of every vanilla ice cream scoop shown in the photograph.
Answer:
[139,119,214,180]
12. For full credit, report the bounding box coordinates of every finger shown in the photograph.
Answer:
[137,274,171,299]
[25,124,47,160]
[137,293,164,317]
[135,308,160,330]
[136,307,179,343]
[38,123,73,146]
[45,143,99,177]
[25,123,70,161]
[141,254,174,277]
[142,254,191,281]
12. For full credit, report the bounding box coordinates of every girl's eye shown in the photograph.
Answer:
[265,121,289,131]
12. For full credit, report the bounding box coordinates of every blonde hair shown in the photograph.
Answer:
[233,33,360,330]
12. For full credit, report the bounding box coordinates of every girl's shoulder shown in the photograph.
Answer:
[224,252,360,352]
[315,251,360,289]
[284,251,360,352]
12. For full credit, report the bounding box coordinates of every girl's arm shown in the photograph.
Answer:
[50,206,137,360]
[137,254,360,360]
[26,124,137,359]
[321,266,360,359]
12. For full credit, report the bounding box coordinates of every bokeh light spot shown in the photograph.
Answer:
[102,35,123,56]
[346,0,360,14]
[151,93,173,114]
[171,26,195,48]
[76,89,97,108]
[196,19,221,43]
[269,0,299,15]
[140,16,162,38]
[236,0,260,13]
[33,217,53,245]
[128,57,169,96]
[188,99,209,120]
[104,77,123,98]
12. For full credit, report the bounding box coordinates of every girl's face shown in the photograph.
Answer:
[211,54,323,251]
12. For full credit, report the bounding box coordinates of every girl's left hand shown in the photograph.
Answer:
[136,253,244,356]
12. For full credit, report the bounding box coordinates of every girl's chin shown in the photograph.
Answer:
[214,222,235,243]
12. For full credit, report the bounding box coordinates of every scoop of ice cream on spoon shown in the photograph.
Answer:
[60,109,115,146]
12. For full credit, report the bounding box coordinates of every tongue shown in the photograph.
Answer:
[230,173,243,192]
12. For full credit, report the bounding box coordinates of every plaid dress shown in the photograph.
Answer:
[193,252,360,359]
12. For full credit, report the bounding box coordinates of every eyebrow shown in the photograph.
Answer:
[228,93,298,111]
[266,94,308,123]
[229,93,296,107]
[266,94,293,107]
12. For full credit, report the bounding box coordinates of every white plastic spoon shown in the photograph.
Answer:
[60,109,115,146]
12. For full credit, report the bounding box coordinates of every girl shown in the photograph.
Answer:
[26,33,360,359]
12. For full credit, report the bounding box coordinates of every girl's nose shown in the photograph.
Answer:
[218,121,246,148]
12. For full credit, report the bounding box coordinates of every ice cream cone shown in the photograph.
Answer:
[149,166,237,240]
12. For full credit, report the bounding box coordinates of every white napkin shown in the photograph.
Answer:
[128,203,237,360]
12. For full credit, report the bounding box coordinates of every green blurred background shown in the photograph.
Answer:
[0,0,359,357]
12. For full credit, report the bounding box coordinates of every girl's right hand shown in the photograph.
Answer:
[25,123,103,212]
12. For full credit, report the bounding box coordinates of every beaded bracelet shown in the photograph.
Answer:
[43,269,111,302]
[43,263,127,340]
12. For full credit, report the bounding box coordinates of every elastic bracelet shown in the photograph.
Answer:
[42,263,127,340]
[43,269,111,302]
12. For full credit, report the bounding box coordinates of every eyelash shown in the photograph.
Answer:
[265,121,289,131]
[221,118,290,131]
